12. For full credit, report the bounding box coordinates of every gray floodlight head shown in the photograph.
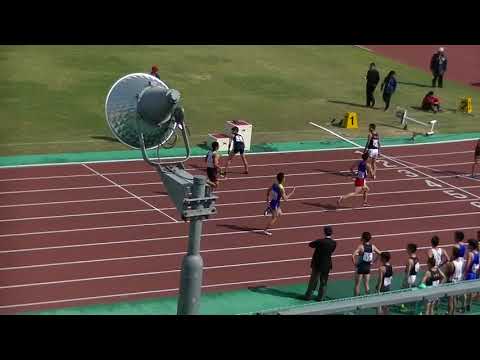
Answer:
[105,73,190,165]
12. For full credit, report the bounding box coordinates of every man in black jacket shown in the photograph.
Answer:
[303,226,337,301]
[430,48,448,88]
[366,63,380,108]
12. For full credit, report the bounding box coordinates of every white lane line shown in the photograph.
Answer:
[0,173,472,208]
[309,122,480,201]
[2,190,480,223]
[2,150,471,182]
[0,137,475,170]
[1,224,478,255]
[0,209,154,223]
[0,197,478,238]
[81,164,178,223]
[0,244,439,290]
[0,160,473,195]
[0,263,428,311]
[0,223,457,274]
[1,203,478,238]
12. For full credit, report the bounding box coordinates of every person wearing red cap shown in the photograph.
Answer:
[150,65,160,79]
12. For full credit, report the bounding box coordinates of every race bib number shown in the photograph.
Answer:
[414,262,420,272]
[372,139,379,148]
[363,252,373,262]
[473,263,480,273]
[384,277,392,287]
[357,170,366,179]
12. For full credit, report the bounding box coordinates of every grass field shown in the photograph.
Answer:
[0,45,478,156]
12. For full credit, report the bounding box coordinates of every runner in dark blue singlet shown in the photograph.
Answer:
[352,232,381,296]
[223,126,249,178]
[263,173,295,236]
[376,251,393,315]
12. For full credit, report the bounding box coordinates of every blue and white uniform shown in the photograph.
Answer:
[269,182,284,211]
[232,134,245,155]
[466,250,479,280]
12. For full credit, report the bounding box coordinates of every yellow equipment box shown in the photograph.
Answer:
[342,112,358,128]
[458,97,473,113]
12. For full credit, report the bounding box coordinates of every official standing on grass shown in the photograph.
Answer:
[380,70,397,111]
[430,47,447,88]
[303,226,337,301]
[365,63,380,108]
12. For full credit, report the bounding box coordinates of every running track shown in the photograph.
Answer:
[0,140,479,314]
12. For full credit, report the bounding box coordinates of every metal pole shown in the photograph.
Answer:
[177,176,206,315]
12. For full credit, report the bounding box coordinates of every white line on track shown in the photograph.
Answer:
[0,137,476,170]
[0,263,428,311]
[0,244,439,290]
[0,150,472,182]
[2,191,480,223]
[1,204,479,238]
[1,224,478,255]
[81,164,178,223]
[0,173,475,210]
[309,122,480,202]
[0,161,473,195]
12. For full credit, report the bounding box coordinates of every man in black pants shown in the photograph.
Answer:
[366,63,380,108]
[303,226,337,301]
[430,47,448,88]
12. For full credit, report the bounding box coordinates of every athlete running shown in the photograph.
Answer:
[223,126,248,178]
[352,231,381,296]
[205,141,221,189]
[364,123,380,179]
[471,139,480,178]
[263,172,295,236]
[338,152,373,207]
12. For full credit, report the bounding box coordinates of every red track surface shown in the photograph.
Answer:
[0,140,479,314]
[364,45,480,88]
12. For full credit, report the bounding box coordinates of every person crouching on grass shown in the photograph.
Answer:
[263,172,295,236]
[421,91,442,113]
[205,141,221,189]
[337,152,373,207]
[223,126,248,178]
[376,251,393,315]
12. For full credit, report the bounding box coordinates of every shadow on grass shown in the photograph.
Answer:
[91,135,120,143]
[248,285,305,300]
[217,224,261,232]
[471,82,480,87]
[328,100,367,109]
[398,81,431,88]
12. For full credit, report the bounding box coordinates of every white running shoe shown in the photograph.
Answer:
[263,230,272,236]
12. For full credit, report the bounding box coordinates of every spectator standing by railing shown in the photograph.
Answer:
[303,226,337,301]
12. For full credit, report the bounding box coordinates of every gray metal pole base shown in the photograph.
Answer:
[177,176,206,315]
